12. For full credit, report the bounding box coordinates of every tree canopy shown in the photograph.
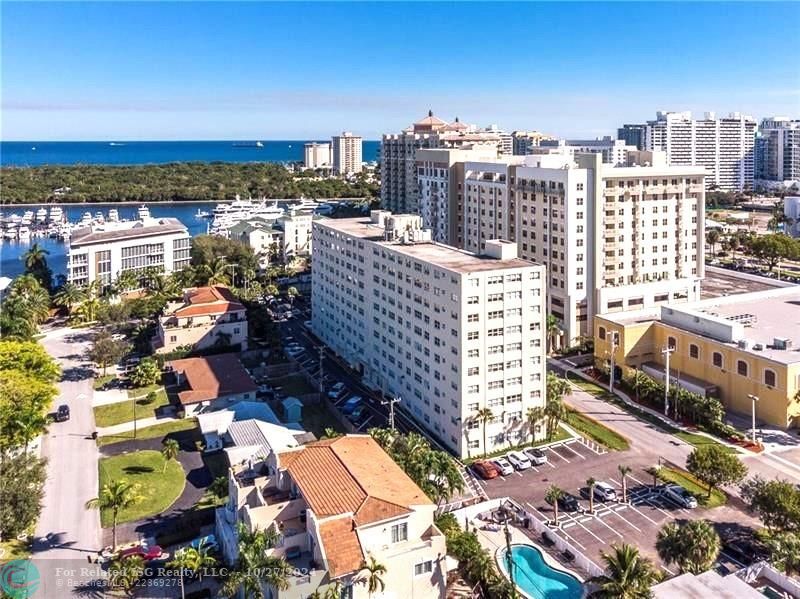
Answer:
[686,445,748,497]
[740,476,800,532]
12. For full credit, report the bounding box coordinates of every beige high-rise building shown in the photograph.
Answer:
[512,130,557,155]
[331,132,363,175]
[303,142,332,169]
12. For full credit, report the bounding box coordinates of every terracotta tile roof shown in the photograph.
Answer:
[284,436,431,525]
[167,353,257,405]
[171,285,245,318]
[318,518,364,579]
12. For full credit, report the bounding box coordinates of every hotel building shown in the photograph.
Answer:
[312,211,547,457]
[67,217,191,287]
[331,132,363,175]
[756,117,800,182]
[304,142,332,169]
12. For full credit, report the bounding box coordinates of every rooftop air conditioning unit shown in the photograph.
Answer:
[752,343,764,351]
[738,339,751,350]
[774,337,792,350]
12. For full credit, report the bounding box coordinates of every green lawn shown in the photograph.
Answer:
[93,387,170,428]
[0,538,31,562]
[127,383,166,400]
[657,466,727,508]
[97,450,185,526]
[464,425,573,464]
[674,431,738,453]
[566,410,630,451]
[96,418,198,447]
[93,374,116,391]
[300,401,345,439]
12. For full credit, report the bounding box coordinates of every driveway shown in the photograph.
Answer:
[31,326,102,598]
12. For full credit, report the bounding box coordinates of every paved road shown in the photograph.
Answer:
[31,326,102,598]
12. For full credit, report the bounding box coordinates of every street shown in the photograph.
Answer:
[31,326,101,599]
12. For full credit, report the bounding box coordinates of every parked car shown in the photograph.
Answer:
[557,493,580,512]
[523,447,548,465]
[581,481,617,502]
[118,543,166,562]
[491,457,514,477]
[55,404,70,422]
[663,484,698,509]
[328,382,347,399]
[303,320,313,329]
[341,396,362,415]
[471,460,499,480]
[285,346,304,358]
[506,451,532,471]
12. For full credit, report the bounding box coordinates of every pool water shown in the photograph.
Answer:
[499,544,584,599]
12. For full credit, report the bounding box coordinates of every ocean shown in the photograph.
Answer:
[0,140,381,167]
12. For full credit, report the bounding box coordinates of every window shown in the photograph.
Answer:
[391,522,408,543]
[764,369,776,387]
[169,335,177,343]
[689,344,699,359]
[467,331,480,341]
[712,352,723,368]
[737,360,748,377]
[598,326,606,340]
[667,337,677,350]
[414,561,433,576]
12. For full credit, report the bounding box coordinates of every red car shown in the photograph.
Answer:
[472,460,500,480]
[118,544,165,561]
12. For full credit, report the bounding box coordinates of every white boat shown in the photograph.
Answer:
[196,208,211,218]
[108,209,120,222]
[21,211,34,225]
[137,205,150,220]
[4,223,18,239]
[94,211,105,224]
[49,206,64,223]
[252,200,285,221]
[36,207,48,223]
[79,212,92,227]
[292,198,320,212]
[18,226,31,239]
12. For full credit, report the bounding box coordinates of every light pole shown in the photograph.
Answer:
[661,345,675,416]
[382,395,401,431]
[609,332,619,394]
[317,346,325,395]
[748,394,759,444]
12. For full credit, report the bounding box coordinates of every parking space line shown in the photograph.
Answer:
[516,471,524,478]
[547,447,571,463]
[562,513,605,544]
[627,502,661,526]
[592,512,624,539]
[561,443,586,460]
[604,507,642,533]
[637,496,673,519]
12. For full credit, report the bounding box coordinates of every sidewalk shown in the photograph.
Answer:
[96,415,179,436]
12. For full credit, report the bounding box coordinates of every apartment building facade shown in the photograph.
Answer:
[304,142,332,169]
[331,132,363,175]
[217,435,447,598]
[643,111,757,191]
[312,212,547,457]
[67,218,191,287]
[756,117,800,182]
[617,124,647,150]
[540,137,638,166]
[456,151,706,345]
[511,130,557,155]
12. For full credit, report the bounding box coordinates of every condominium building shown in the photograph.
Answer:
[784,197,800,238]
[312,211,547,457]
[756,117,800,182]
[456,150,706,345]
[416,145,500,244]
[216,435,447,598]
[67,217,191,287]
[303,142,332,169]
[594,286,800,430]
[381,111,501,214]
[154,285,248,354]
[643,111,757,191]
[331,132,363,175]
[511,130,557,156]
[540,137,638,166]
[228,211,314,265]
[617,124,647,151]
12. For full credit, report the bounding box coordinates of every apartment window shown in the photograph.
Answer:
[467,314,480,323]
[467,349,480,358]
[391,522,408,543]
[598,326,606,340]
[468,367,480,376]
[169,335,177,343]
[737,360,748,377]
[764,369,776,387]
[667,337,677,350]
[712,352,723,368]
[689,344,699,359]
[467,296,479,304]
[414,561,434,576]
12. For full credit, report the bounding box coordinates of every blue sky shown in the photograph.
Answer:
[2,1,799,140]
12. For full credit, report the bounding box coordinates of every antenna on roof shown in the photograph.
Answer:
[428,109,433,117]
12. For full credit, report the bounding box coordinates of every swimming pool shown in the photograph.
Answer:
[499,544,584,599]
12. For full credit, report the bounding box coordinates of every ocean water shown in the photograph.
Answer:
[0,140,381,167]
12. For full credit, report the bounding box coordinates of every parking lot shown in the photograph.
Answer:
[469,439,751,574]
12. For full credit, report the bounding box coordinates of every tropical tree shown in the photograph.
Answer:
[544,485,564,526]
[656,520,721,574]
[85,480,142,550]
[546,313,561,354]
[763,531,800,576]
[161,438,180,473]
[358,556,387,598]
[130,358,161,388]
[88,330,129,376]
[74,296,101,324]
[589,543,658,599]
[22,243,53,291]
[168,543,218,599]
[107,555,146,595]
[475,408,494,457]
[287,286,300,304]
[686,445,748,498]
[53,283,87,315]
[706,229,721,257]
[618,465,632,503]
[13,411,48,454]
[586,477,597,514]
[265,283,279,297]
[424,450,465,509]
[220,522,288,598]
[0,275,51,339]
[739,476,800,532]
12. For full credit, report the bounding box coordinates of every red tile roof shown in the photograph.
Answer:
[171,286,245,318]
[318,518,364,579]
[167,353,257,405]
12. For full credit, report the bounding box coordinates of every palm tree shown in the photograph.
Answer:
[168,543,218,599]
[589,543,658,599]
[54,283,86,315]
[526,406,545,442]
[221,523,287,598]
[656,520,720,574]
[206,257,231,286]
[287,286,300,304]
[546,313,561,354]
[475,408,494,457]
[706,229,721,257]
[22,243,52,291]
[618,465,632,503]
[107,555,145,595]
[85,480,142,550]
[424,451,465,509]
[9,275,51,325]
[358,556,387,598]
[586,477,597,514]
[161,438,180,473]
[75,296,101,323]
[764,532,800,576]
[544,485,564,526]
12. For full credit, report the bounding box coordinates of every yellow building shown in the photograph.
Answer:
[593,287,800,429]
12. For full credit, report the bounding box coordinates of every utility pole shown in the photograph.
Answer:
[382,395,401,430]
[662,346,676,416]
[748,394,759,445]
[318,346,324,395]
[609,333,619,394]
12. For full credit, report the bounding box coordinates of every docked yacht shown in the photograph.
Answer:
[36,207,48,223]
[49,206,64,223]
[108,209,120,222]
[18,226,31,239]
[292,198,320,212]
[137,205,151,220]
[79,212,93,227]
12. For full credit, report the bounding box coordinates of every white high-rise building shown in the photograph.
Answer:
[452,150,706,345]
[311,211,547,458]
[67,217,191,288]
[540,137,638,166]
[381,112,501,214]
[331,132,363,175]
[512,130,557,155]
[756,117,800,182]
[303,142,332,169]
[644,111,756,191]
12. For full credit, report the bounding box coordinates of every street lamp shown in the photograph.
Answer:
[747,394,759,444]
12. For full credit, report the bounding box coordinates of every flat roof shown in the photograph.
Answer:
[70,218,187,246]
[652,571,762,599]
[316,217,537,273]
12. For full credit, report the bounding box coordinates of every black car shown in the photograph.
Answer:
[557,493,580,512]
[55,404,70,422]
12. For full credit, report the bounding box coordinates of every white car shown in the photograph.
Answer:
[663,484,698,509]
[523,447,548,466]
[593,481,617,502]
[328,382,347,399]
[491,458,514,477]
[285,346,304,358]
[506,451,532,471]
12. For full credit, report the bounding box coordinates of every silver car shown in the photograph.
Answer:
[664,484,698,509]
